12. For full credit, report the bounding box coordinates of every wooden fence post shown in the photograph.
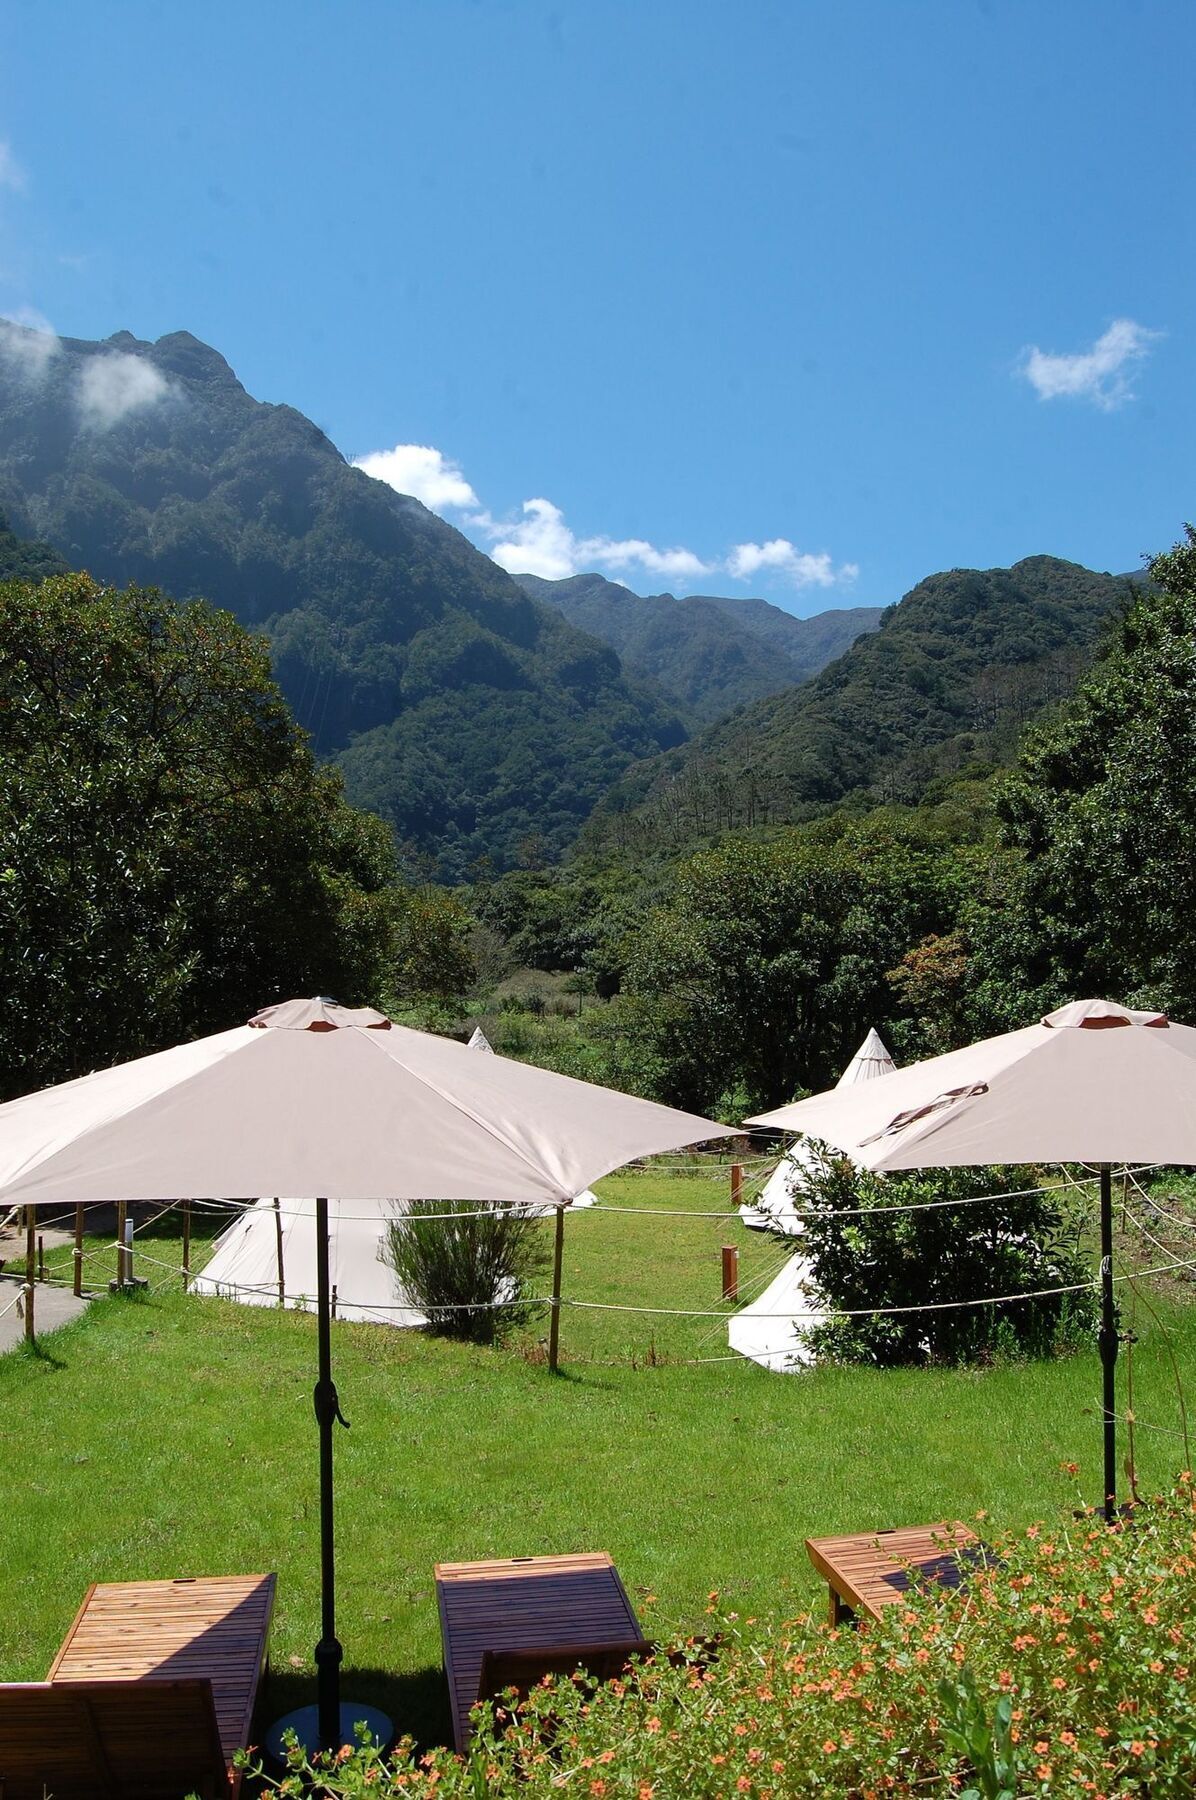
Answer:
[721,1244,739,1302]
[24,1207,35,1342]
[182,1200,191,1291]
[730,1164,743,1211]
[274,1198,285,1306]
[548,1203,566,1373]
[73,1204,84,1298]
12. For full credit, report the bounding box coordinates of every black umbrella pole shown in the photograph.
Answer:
[1098,1165,1118,1523]
[314,1195,346,1750]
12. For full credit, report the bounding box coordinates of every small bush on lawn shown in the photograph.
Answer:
[254,1477,1196,1798]
[382,1199,549,1345]
[797,1158,1096,1366]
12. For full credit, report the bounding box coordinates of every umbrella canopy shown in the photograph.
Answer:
[0,996,734,1749]
[747,999,1196,1171]
[0,995,732,1208]
[746,998,1196,1521]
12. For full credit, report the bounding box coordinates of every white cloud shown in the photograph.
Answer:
[1020,318,1161,410]
[0,141,26,194]
[355,437,856,593]
[352,442,479,511]
[483,497,714,584]
[728,538,859,589]
[0,310,60,381]
[76,351,172,429]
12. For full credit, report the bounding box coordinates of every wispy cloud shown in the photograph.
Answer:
[77,351,173,430]
[353,443,479,511]
[0,310,61,381]
[1020,318,1161,410]
[0,140,26,195]
[728,538,858,589]
[355,440,856,593]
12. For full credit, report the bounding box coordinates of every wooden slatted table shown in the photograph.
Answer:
[435,1552,644,1752]
[47,1574,275,1794]
[806,1522,978,1626]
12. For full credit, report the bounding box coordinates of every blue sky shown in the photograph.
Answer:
[1,1,1192,613]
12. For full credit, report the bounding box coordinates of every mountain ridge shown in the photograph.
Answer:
[583,552,1140,855]
[0,323,686,880]
[514,570,882,726]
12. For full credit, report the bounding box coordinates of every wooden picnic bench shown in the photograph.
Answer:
[435,1552,647,1752]
[0,1573,275,1799]
[806,1521,978,1626]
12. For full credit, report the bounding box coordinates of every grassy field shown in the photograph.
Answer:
[3,1170,1194,1748]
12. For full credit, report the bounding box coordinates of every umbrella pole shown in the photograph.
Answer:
[1098,1164,1118,1522]
[314,1194,346,1750]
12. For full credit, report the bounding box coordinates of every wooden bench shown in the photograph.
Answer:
[0,1573,275,1799]
[435,1552,646,1751]
[0,1678,230,1800]
[805,1522,978,1626]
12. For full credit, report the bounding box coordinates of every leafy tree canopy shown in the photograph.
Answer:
[0,572,398,1095]
[977,527,1196,1026]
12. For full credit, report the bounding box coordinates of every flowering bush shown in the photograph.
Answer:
[252,1477,1196,1798]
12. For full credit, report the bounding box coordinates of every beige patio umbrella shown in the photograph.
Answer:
[0,996,735,1749]
[747,998,1196,1520]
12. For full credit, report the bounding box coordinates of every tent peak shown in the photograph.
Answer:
[1042,999,1168,1031]
[248,997,393,1032]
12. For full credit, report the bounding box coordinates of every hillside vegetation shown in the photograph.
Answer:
[516,569,880,726]
[0,324,684,879]
[587,555,1138,856]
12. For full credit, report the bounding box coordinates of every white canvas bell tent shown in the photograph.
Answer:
[726,1250,829,1372]
[740,1028,895,1234]
[192,1196,427,1328]
[730,1028,894,1372]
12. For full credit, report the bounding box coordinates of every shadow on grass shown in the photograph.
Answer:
[12,1335,70,1372]
[260,1661,453,1760]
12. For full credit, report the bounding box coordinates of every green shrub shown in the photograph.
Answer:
[250,1478,1196,1797]
[797,1157,1096,1366]
[381,1200,549,1346]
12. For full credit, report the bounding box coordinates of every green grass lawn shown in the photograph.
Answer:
[3,1171,1194,1749]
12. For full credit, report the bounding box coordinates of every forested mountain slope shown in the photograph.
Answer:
[585,556,1138,854]
[516,570,881,726]
[0,324,684,879]
[0,511,66,581]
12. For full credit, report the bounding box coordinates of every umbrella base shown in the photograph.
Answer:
[265,1701,394,1766]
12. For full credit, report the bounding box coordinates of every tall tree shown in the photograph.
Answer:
[0,573,398,1095]
[617,825,964,1113]
[979,528,1196,1022]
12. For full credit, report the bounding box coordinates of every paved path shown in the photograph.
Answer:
[0,1269,90,1353]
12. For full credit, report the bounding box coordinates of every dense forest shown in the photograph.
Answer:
[515,570,881,726]
[0,324,685,880]
[587,556,1139,857]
